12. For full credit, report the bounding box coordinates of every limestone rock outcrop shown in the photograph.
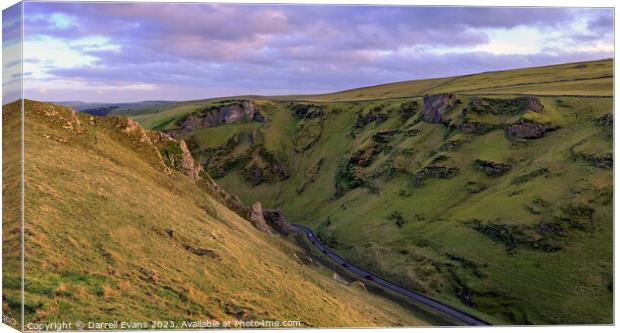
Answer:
[422,93,459,123]
[249,202,272,234]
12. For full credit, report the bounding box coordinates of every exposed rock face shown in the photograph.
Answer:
[196,171,263,229]
[294,116,324,152]
[239,148,289,186]
[146,132,260,228]
[194,133,288,186]
[253,109,266,122]
[112,115,201,181]
[249,202,272,234]
[413,165,460,187]
[524,96,544,113]
[334,144,382,196]
[290,103,325,119]
[506,120,557,140]
[468,219,563,254]
[595,113,613,128]
[262,208,295,236]
[465,181,487,194]
[349,144,381,167]
[195,135,242,179]
[439,138,464,152]
[210,100,262,124]
[222,193,250,216]
[116,115,296,238]
[578,154,613,169]
[399,101,419,119]
[183,244,219,259]
[241,164,265,186]
[348,281,367,292]
[412,155,459,187]
[149,130,206,181]
[570,141,613,169]
[112,119,181,176]
[467,96,544,115]
[355,106,388,128]
[422,93,459,123]
[404,128,421,137]
[179,140,203,181]
[474,159,512,177]
[372,130,398,143]
[458,96,546,137]
[166,101,263,137]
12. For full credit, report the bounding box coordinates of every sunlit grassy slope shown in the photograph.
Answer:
[279,58,612,102]
[2,100,22,329]
[2,100,433,329]
[126,59,613,325]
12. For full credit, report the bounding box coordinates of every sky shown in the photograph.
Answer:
[2,2,614,103]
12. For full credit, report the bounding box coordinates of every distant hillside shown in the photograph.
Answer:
[276,58,612,102]
[125,58,614,324]
[54,101,177,116]
[2,100,433,329]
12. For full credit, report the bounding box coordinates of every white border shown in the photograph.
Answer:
[0,1,617,333]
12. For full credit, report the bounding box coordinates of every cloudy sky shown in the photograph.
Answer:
[3,2,614,103]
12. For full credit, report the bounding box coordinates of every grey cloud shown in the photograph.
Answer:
[19,3,615,102]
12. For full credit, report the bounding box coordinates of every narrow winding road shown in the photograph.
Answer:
[292,223,490,326]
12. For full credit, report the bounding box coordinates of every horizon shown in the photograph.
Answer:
[2,3,614,103]
[30,57,611,104]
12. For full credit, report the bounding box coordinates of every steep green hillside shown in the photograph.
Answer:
[126,59,613,325]
[2,100,434,329]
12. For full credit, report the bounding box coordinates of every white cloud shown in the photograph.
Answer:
[23,35,119,81]
[472,27,543,55]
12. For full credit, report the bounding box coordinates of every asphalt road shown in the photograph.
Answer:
[292,223,490,326]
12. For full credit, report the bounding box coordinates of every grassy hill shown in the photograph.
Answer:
[279,58,612,102]
[124,59,614,324]
[2,100,435,329]
[56,101,176,112]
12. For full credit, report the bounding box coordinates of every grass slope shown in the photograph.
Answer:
[277,58,612,102]
[2,100,22,328]
[109,59,613,325]
[2,100,433,329]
